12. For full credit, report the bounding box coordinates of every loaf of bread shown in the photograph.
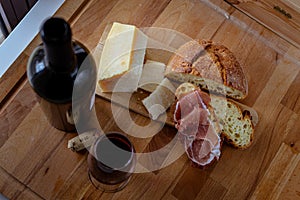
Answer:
[175,83,254,149]
[165,39,248,100]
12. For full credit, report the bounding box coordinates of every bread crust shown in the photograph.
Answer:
[166,39,248,100]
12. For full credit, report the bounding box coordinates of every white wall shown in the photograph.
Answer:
[0,0,65,78]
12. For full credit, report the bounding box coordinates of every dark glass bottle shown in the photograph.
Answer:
[27,17,96,132]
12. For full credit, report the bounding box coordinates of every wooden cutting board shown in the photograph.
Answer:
[94,25,259,127]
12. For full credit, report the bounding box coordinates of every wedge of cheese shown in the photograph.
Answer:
[142,78,176,120]
[138,60,166,92]
[98,22,147,92]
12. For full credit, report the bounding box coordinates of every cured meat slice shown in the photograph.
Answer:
[174,89,221,167]
[174,90,210,121]
[186,137,221,167]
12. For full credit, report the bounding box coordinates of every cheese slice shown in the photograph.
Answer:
[138,60,166,92]
[142,78,176,120]
[98,22,147,92]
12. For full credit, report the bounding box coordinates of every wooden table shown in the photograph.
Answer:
[1,0,300,199]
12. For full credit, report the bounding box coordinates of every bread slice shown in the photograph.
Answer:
[175,83,254,149]
[210,95,254,149]
[165,39,248,100]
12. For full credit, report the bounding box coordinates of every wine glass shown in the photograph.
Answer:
[87,132,136,192]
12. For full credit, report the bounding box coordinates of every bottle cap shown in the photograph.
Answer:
[40,17,72,44]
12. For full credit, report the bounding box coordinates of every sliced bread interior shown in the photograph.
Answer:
[210,95,254,149]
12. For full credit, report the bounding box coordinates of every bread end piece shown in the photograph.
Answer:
[175,82,197,99]
[210,95,254,149]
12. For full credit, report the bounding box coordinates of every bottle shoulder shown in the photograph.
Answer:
[27,41,97,104]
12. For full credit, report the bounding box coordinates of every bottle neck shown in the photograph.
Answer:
[44,41,76,72]
[40,17,76,73]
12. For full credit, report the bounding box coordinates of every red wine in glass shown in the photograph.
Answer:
[87,132,136,192]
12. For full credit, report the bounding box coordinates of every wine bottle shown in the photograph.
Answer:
[27,17,96,132]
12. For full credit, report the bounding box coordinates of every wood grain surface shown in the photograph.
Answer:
[0,0,300,199]
[225,0,300,48]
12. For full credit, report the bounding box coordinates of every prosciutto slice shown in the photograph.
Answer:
[174,89,221,167]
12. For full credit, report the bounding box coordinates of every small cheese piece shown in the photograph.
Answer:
[98,22,147,92]
[67,131,99,152]
[138,60,166,92]
[142,78,176,120]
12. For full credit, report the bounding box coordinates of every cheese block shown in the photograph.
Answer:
[138,60,166,92]
[98,22,147,92]
[142,78,176,120]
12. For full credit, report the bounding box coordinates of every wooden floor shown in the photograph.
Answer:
[0,0,300,199]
